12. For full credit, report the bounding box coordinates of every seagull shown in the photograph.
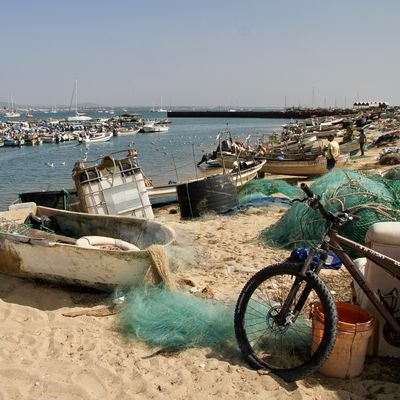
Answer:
[46,162,54,168]
[60,161,66,166]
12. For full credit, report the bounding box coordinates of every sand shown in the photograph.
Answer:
[0,144,399,399]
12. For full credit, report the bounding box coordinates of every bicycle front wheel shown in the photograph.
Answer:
[234,262,337,381]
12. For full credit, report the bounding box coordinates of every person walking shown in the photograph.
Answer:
[324,133,340,170]
[359,129,367,156]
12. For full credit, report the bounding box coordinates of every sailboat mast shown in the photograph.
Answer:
[75,80,78,115]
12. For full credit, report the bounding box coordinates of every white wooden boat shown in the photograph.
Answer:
[0,202,175,290]
[262,153,350,176]
[115,127,140,136]
[142,123,169,133]
[79,131,113,144]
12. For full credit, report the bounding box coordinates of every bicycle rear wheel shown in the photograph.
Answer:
[234,262,337,381]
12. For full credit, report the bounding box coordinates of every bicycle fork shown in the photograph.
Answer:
[275,249,329,326]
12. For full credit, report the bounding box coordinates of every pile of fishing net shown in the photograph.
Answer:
[116,284,311,352]
[117,285,236,350]
[384,166,400,180]
[260,169,400,249]
[237,178,302,206]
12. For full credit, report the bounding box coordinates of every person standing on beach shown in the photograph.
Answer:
[359,129,367,156]
[324,133,340,170]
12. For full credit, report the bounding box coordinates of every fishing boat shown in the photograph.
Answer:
[78,130,113,144]
[3,134,25,147]
[142,121,169,133]
[114,126,141,136]
[0,202,175,290]
[17,149,265,211]
[261,153,350,176]
[147,160,266,205]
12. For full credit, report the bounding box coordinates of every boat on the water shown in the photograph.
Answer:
[114,126,141,136]
[0,202,175,290]
[142,123,169,133]
[78,130,113,144]
[3,135,25,147]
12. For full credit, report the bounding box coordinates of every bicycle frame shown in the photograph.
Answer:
[323,227,400,334]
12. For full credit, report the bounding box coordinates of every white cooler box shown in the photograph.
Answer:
[360,222,400,358]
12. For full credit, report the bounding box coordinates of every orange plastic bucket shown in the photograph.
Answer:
[312,302,375,379]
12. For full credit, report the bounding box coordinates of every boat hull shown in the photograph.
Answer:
[0,205,175,290]
[80,132,113,143]
[261,154,350,176]
[147,160,265,204]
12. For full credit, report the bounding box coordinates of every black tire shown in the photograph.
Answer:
[234,262,337,381]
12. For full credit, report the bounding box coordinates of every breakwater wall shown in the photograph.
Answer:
[168,109,356,119]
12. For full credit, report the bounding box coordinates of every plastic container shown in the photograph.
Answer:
[363,222,400,358]
[312,302,375,379]
[177,175,238,219]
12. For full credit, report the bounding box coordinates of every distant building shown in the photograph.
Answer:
[353,101,389,110]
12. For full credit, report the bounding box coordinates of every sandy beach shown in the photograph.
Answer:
[0,144,399,399]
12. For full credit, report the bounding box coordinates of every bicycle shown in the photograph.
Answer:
[234,182,400,381]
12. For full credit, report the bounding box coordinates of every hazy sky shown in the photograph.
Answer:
[2,0,400,108]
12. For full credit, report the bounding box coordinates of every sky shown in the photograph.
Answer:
[1,0,400,108]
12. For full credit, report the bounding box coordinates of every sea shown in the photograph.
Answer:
[0,108,290,211]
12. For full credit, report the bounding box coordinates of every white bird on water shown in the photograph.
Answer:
[45,162,54,168]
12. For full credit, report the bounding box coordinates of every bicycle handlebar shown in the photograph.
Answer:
[300,183,359,224]
[300,183,314,198]
[300,183,336,223]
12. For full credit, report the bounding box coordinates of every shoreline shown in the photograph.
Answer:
[0,137,399,398]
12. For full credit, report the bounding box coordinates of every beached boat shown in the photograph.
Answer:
[147,160,266,205]
[17,150,265,211]
[0,202,175,290]
[339,139,360,155]
[261,153,350,176]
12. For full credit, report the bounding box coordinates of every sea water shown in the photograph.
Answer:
[0,108,289,210]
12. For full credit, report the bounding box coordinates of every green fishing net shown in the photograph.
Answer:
[237,178,303,204]
[117,285,312,352]
[384,166,400,180]
[260,169,400,249]
[118,285,236,350]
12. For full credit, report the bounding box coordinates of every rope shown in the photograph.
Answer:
[144,245,176,290]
